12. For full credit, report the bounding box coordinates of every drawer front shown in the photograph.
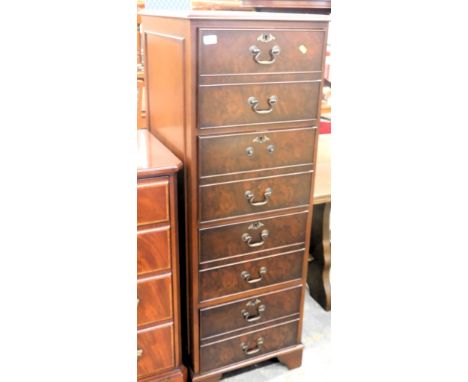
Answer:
[200,286,302,339]
[200,212,307,263]
[200,172,312,222]
[199,81,320,129]
[137,226,171,276]
[137,275,173,327]
[200,319,299,372]
[137,324,175,378]
[137,178,169,226]
[199,28,325,75]
[199,128,316,177]
[199,249,304,301]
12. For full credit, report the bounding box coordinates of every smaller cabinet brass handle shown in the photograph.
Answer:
[241,299,266,322]
[246,146,254,157]
[248,95,278,114]
[241,266,267,284]
[250,44,281,64]
[245,188,272,207]
[241,337,265,355]
[137,348,143,359]
[242,229,269,248]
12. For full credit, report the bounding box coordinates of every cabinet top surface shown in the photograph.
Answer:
[137,129,183,179]
[139,9,330,22]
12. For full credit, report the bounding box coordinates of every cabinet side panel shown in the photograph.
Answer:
[144,31,186,160]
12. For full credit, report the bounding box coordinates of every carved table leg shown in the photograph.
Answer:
[307,202,331,311]
[277,347,303,370]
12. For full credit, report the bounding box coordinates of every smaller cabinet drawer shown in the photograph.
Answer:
[199,249,304,301]
[200,212,307,263]
[199,28,326,75]
[200,319,299,372]
[138,275,173,327]
[198,81,320,129]
[137,226,171,276]
[137,178,169,226]
[137,324,175,378]
[200,171,312,222]
[199,127,316,177]
[200,286,302,339]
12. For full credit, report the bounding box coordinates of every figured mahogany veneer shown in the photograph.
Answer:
[199,127,316,177]
[141,10,329,381]
[199,249,304,301]
[199,81,320,129]
[200,286,302,339]
[137,130,185,382]
[138,274,173,327]
[198,28,325,75]
[199,211,307,263]
[199,171,313,222]
[137,178,169,226]
[137,226,171,275]
[138,324,175,378]
[200,319,299,372]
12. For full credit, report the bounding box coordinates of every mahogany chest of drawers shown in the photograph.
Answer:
[141,10,329,382]
[137,130,186,382]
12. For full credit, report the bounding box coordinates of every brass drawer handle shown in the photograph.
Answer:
[241,337,264,355]
[241,299,266,322]
[248,95,278,114]
[245,188,272,207]
[137,348,143,359]
[242,229,269,248]
[249,44,281,64]
[241,266,267,284]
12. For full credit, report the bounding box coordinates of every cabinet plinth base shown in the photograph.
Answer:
[277,347,303,369]
[139,365,187,382]
[190,345,304,382]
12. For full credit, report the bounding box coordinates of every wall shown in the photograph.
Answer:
[145,0,191,10]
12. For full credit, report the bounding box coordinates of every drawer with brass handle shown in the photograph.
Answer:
[137,274,173,328]
[200,319,299,372]
[198,81,320,129]
[137,178,169,226]
[199,127,316,177]
[199,211,307,263]
[200,286,302,339]
[199,249,304,301]
[199,28,326,75]
[137,323,175,378]
[199,171,312,222]
[137,226,171,276]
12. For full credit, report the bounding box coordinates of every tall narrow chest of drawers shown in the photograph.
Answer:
[141,10,329,382]
[137,130,186,382]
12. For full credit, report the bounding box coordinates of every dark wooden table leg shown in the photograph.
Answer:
[307,202,331,311]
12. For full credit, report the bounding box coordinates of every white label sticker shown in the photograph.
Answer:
[299,45,308,54]
[203,35,218,45]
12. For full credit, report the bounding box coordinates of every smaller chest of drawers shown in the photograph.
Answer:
[137,129,186,382]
